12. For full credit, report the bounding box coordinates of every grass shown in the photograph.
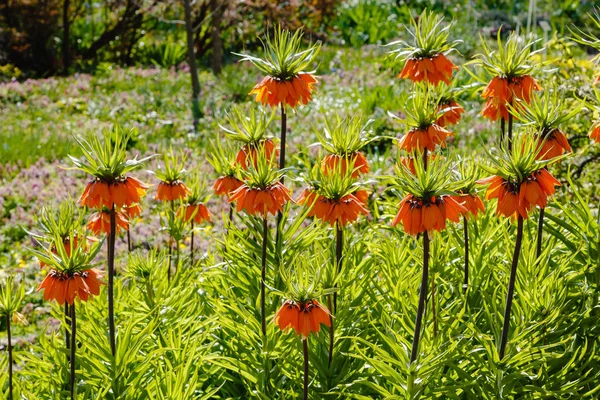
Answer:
[1,39,600,398]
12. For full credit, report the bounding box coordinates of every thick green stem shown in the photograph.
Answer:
[260,216,268,336]
[69,303,76,400]
[303,338,309,400]
[499,216,524,359]
[463,215,469,292]
[500,118,506,144]
[7,314,13,400]
[108,205,116,356]
[145,282,155,308]
[410,232,430,363]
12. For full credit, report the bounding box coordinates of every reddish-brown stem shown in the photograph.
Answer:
[108,205,116,356]
[333,224,343,314]
[275,103,287,250]
[508,110,514,152]
[536,208,545,260]
[65,303,71,354]
[327,295,334,368]
[431,270,437,338]
[69,302,76,400]
[167,242,172,282]
[463,215,469,292]
[303,337,309,400]
[190,220,195,266]
[499,215,524,359]
[260,216,268,336]
[410,231,430,363]
[127,230,132,252]
[7,314,13,400]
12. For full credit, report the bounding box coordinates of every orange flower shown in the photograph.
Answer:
[156,181,190,202]
[398,54,457,86]
[322,152,370,178]
[120,177,150,206]
[249,73,317,108]
[79,180,111,209]
[79,177,149,209]
[353,189,369,205]
[213,175,244,197]
[537,129,571,160]
[37,269,103,305]
[181,203,211,224]
[481,75,542,121]
[590,123,600,142]
[299,191,369,226]
[436,100,465,126]
[479,170,560,219]
[398,124,453,152]
[453,194,485,218]
[392,195,466,235]
[274,299,331,338]
[235,139,278,169]
[124,203,142,219]
[87,210,129,235]
[296,188,318,206]
[229,182,292,216]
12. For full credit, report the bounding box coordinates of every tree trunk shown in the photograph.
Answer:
[82,0,141,61]
[183,0,202,131]
[62,0,71,74]
[210,0,223,75]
